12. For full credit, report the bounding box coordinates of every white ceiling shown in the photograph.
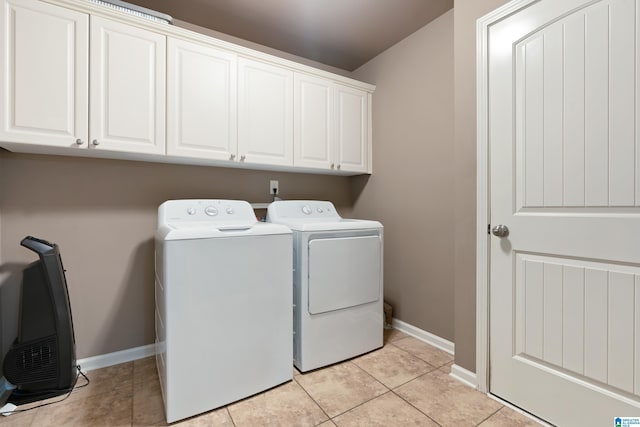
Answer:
[124,0,453,71]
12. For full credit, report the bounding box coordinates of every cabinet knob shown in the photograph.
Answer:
[331,163,335,169]
[92,139,100,146]
[240,155,246,161]
[230,154,236,160]
[75,138,84,146]
[337,164,341,170]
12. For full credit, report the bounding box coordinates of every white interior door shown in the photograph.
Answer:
[488,0,640,425]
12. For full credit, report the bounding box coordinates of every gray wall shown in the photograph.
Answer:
[452,0,510,371]
[351,10,455,342]
[0,0,512,373]
[0,150,351,358]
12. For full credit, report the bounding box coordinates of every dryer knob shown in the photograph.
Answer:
[302,205,312,215]
[187,207,196,215]
[205,206,218,216]
[226,207,234,215]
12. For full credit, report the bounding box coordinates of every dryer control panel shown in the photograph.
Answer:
[158,199,256,226]
[267,200,341,221]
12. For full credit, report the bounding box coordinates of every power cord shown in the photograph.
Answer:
[0,365,90,415]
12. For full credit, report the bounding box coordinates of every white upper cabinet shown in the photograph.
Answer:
[167,37,237,160]
[0,0,373,174]
[238,57,293,166]
[294,74,370,173]
[294,73,333,170]
[335,84,368,173]
[0,0,88,147]
[90,16,166,154]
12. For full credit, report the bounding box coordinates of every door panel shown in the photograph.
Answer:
[308,235,381,314]
[516,0,639,210]
[237,57,293,166]
[488,0,640,425]
[90,16,165,154]
[0,0,88,146]
[294,73,332,170]
[335,84,368,173]
[167,37,237,160]
[515,254,640,395]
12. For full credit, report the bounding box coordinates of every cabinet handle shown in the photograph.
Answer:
[337,164,341,170]
[75,138,84,145]
[230,154,236,160]
[240,155,246,161]
[92,139,100,146]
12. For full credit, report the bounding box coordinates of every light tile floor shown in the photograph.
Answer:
[0,329,542,426]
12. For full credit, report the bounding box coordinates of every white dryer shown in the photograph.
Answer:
[155,199,292,423]
[267,200,383,372]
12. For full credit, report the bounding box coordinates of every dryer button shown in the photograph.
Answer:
[205,206,218,216]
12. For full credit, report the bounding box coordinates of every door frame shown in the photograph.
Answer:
[475,0,539,394]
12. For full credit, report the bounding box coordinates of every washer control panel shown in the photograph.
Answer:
[159,199,256,226]
[267,200,341,221]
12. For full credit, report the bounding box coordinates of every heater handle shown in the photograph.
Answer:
[20,236,56,256]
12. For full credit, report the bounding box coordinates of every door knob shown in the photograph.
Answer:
[491,224,509,237]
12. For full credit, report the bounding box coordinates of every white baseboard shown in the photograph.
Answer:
[77,343,157,372]
[450,364,477,389]
[391,318,455,354]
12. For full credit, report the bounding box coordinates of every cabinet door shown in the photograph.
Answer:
[167,38,237,160]
[90,16,165,154]
[335,84,368,173]
[238,58,293,166]
[294,73,333,170]
[0,0,88,146]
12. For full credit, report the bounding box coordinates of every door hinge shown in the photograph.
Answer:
[487,224,491,234]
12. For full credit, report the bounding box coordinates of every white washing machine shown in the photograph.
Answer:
[155,199,292,423]
[267,200,383,372]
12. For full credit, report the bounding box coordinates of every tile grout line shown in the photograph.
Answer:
[388,339,455,370]
[353,341,441,390]
[388,368,449,427]
[473,406,504,426]
[291,375,332,424]
[225,406,237,427]
[327,389,395,421]
[389,388,443,427]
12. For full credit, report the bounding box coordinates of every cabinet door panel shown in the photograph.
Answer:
[167,38,237,160]
[0,0,88,146]
[294,73,332,170]
[335,84,368,173]
[90,16,165,154]
[238,58,293,166]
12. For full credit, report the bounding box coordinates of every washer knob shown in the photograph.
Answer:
[187,207,196,215]
[317,207,323,213]
[205,206,218,216]
[226,207,234,215]
[301,205,312,215]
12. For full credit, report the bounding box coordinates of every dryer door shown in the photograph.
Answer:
[308,234,381,314]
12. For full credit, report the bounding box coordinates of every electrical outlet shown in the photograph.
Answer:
[270,180,279,195]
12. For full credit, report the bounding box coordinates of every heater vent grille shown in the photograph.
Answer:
[3,336,58,385]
